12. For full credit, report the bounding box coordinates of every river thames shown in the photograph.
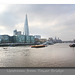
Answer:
[0,43,75,67]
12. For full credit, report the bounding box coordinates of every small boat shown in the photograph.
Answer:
[3,48,7,49]
[69,44,75,47]
[31,45,46,48]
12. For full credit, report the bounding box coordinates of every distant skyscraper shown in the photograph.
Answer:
[13,29,21,35]
[13,29,17,35]
[24,14,29,36]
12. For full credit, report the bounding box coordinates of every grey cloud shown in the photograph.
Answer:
[0,4,75,40]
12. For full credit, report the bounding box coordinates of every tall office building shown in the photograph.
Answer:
[13,29,21,35]
[13,30,17,35]
[24,14,29,36]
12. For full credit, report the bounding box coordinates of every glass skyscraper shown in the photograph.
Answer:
[24,14,29,35]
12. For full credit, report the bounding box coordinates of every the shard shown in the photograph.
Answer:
[24,14,29,35]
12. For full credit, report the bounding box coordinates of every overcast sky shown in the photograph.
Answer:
[0,4,75,41]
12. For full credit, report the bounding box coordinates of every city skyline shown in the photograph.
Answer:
[0,4,75,41]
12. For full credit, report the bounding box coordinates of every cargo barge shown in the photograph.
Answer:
[31,45,46,48]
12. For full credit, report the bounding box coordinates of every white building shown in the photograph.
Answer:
[34,35,41,39]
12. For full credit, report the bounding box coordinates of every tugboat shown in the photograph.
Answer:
[69,44,75,47]
[31,45,46,48]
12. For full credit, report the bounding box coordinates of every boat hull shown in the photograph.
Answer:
[69,44,75,47]
[31,45,45,48]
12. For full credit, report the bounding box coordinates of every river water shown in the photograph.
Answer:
[0,43,75,67]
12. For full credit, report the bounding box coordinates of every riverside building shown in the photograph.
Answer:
[0,14,35,44]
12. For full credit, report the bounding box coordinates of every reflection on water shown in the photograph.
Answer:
[0,43,75,67]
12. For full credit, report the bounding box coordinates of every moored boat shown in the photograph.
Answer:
[3,48,7,49]
[31,45,46,48]
[69,44,75,47]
